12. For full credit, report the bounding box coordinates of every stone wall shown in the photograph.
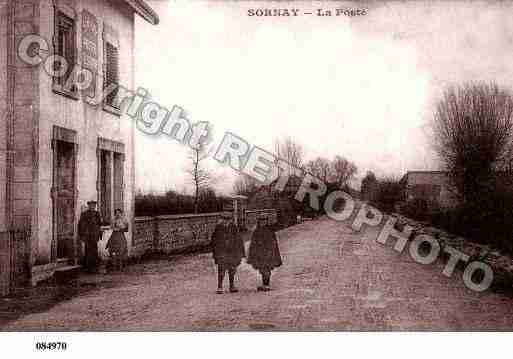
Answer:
[131,209,278,257]
[0,1,8,233]
[131,216,155,258]
[155,213,221,254]
[0,0,9,296]
[392,213,513,290]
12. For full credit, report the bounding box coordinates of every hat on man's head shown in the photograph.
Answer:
[87,200,97,205]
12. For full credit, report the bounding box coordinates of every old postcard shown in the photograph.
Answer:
[1,0,513,352]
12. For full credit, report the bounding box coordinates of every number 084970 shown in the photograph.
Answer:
[35,342,68,351]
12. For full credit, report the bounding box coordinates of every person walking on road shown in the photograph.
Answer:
[247,215,282,292]
[78,200,103,273]
[211,212,245,294]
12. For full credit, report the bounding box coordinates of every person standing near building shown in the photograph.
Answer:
[248,215,282,292]
[106,208,129,271]
[78,201,103,273]
[211,212,245,294]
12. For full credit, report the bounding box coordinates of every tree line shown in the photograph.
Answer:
[233,136,360,219]
[135,188,224,217]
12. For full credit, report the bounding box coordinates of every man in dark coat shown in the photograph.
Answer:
[78,201,103,273]
[247,215,282,291]
[211,212,245,294]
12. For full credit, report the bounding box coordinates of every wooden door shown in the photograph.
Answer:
[53,141,77,260]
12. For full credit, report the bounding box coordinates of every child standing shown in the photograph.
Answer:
[247,215,282,291]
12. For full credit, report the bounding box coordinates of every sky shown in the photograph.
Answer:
[133,0,513,194]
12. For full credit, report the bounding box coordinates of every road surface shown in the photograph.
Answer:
[2,217,513,330]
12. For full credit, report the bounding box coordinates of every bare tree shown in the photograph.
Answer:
[305,157,332,182]
[433,82,513,203]
[186,143,212,213]
[305,155,357,186]
[274,136,305,175]
[331,155,358,188]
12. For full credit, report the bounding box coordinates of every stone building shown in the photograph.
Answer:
[247,175,314,225]
[399,171,458,210]
[0,0,159,294]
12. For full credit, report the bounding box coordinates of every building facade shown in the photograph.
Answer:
[0,0,158,294]
[400,171,458,210]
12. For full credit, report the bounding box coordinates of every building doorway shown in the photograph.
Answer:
[52,128,78,263]
[99,149,112,224]
[97,138,125,225]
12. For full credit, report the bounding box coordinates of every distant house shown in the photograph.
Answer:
[247,174,362,223]
[399,171,458,210]
[246,174,314,225]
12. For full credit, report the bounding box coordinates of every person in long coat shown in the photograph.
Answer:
[78,201,103,273]
[247,215,282,291]
[106,208,129,271]
[211,212,245,294]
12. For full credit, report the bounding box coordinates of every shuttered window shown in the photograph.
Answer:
[54,11,77,94]
[103,41,120,109]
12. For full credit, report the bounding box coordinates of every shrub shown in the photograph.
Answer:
[401,198,429,221]
[425,188,513,255]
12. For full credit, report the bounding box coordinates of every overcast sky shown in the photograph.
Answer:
[133,0,513,194]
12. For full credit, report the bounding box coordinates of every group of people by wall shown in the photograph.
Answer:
[77,202,283,293]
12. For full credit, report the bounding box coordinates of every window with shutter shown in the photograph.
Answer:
[103,41,120,109]
[53,10,78,98]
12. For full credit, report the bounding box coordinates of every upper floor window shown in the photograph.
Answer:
[103,24,121,114]
[104,42,120,108]
[53,9,78,98]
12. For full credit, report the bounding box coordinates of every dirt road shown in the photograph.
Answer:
[3,217,513,330]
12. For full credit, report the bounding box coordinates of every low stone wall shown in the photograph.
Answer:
[132,216,156,258]
[155,213,222,254]
[245,209,278,231]
[392,213,513,290]
[132,209,277,257]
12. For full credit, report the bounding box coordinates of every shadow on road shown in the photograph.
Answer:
[0,280,105,328]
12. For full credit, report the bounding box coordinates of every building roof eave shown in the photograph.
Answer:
[124,0,160,25]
